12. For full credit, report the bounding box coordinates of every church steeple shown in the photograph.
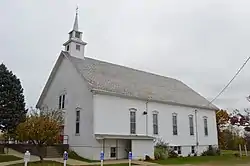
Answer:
[73,9,79,31]
[63,7,87,59]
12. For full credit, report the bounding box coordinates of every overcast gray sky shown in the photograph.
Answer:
[1,0,250,111]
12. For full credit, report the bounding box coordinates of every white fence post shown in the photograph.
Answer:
[239,144,242,157]
[244,144,248,156]
[24,151,30,166]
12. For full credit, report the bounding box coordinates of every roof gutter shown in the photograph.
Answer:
[91,89,219,111]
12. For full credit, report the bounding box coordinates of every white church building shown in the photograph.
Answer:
[36,12,218,160]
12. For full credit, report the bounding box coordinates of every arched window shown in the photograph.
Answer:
[172,113,178,135]
[58,90,67,110]
[152,111,159,135]
[203,116,208,136]
[75,107,81,135]
[189,114,194,135]
[129,108,137,134]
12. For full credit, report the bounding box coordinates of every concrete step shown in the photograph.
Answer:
[46,146,62,158]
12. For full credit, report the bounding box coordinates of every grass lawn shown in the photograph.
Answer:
[7,161,67,166]
[152,154,250,165]
[0,154,22,163]
[7,161,135,166]
[68,150,99,163]
[221,149,250,155]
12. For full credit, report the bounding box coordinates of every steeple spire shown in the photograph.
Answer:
[73,6,79,31]
[63,7,87,59]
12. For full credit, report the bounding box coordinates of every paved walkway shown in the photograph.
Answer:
[1,148,40,166]
[4,148,40,161]
[46,158,91,165]
[1,148,160,166]
[1,148,91,166]
[47,158,160,165]
[0,159,159,166]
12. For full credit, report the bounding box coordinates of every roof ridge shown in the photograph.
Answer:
[64,52,180,83]
[62,51,218,110]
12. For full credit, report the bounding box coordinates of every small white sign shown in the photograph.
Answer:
[24,151,30,162]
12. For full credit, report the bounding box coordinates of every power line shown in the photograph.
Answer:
[208,56,250,106]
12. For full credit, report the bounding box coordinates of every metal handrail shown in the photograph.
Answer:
[60,134,69,144]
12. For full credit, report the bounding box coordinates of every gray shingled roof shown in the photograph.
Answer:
[63,51,217,110]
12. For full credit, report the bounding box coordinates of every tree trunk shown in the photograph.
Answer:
[39,155,43,161]
[36,145,44,161]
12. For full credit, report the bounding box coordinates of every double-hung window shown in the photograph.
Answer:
[75,109,80,135]
[76,44,81,51]
[204,116,208,136]
[130,109,136,134]
[59,94,65,109]
[153,111,159,135]
[172,113,178,135]
[189,115,194,135]
[110,147,116,158]
[191,146,195,154]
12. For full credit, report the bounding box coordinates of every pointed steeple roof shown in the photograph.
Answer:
[73,10,79,31]
[68,6,82,34]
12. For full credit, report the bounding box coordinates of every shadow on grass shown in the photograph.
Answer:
[68,150,99,163]
[6,161,66,166]
[0,154,22,163]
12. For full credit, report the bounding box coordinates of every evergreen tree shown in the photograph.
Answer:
[0,63,27,133]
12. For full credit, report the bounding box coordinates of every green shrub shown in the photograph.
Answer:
[154,138,169,160]
[154,147,168,160]
[155,138,169,149]
[201,146,220,156]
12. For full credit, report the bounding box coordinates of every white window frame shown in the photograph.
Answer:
[172,113,178,135]
[173,146,181,154]
[191,146,195,154]
[189,115,194,136]
[153,111,159,135]
[129,108,137,134]
[110,147,117,158]
[59,93,66,110]
[75,108,80,135]
[203,116,208,136]
[177,146,181,154]
[76,44,81,51]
